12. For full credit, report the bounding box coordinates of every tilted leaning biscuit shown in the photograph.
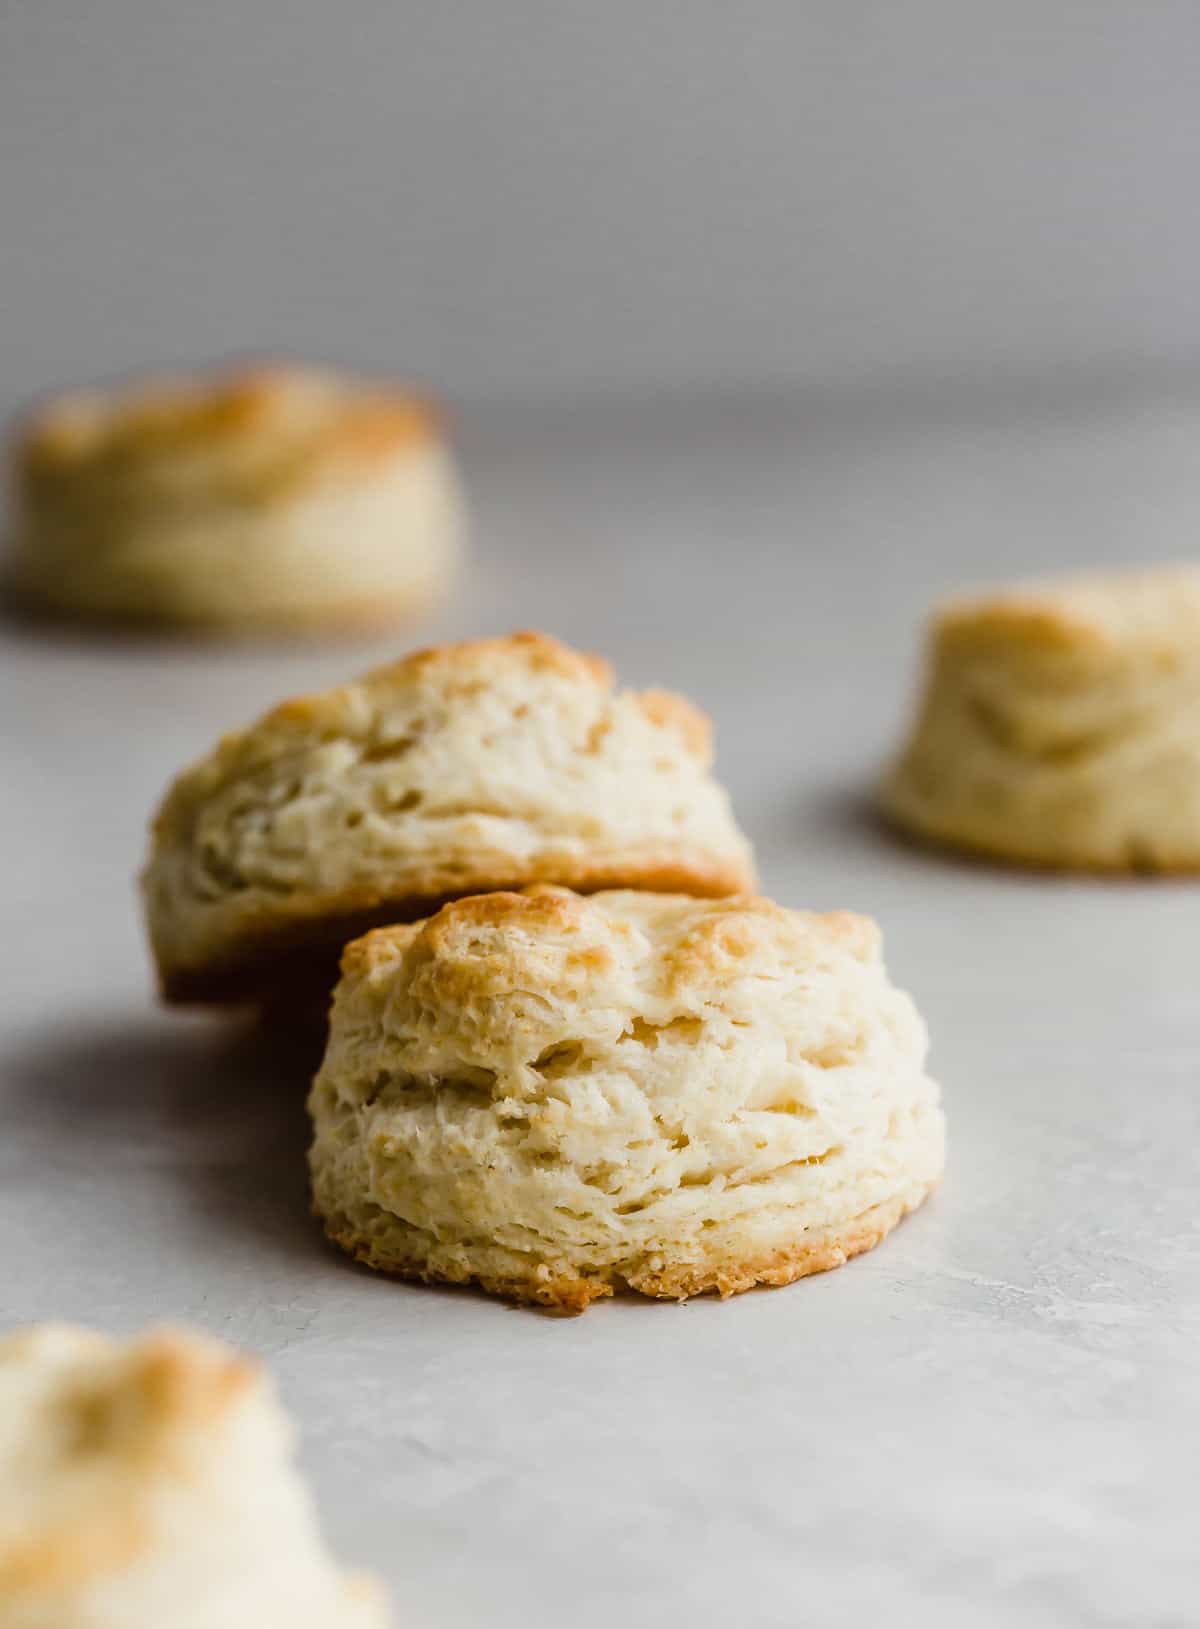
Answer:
[0,1323,388,1628]
[882,565,1200,872]
[142,632,756,1003]
[308,886,944,1313]
[7,364,463,630]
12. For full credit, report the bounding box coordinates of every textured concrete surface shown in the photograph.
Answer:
[1,393,1197,1627]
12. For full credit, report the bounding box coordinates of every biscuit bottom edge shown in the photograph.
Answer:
[155,857,758,1005]
[315,1176,940,1316]
[4,570,449,640]
[879,782,1200,877]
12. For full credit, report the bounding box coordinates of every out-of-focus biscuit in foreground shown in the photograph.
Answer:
[0,1323,388,1628]
[308,886,944,1313]
[7,364,463,631]
[142,632,756,1004]
[883,566,1200,872]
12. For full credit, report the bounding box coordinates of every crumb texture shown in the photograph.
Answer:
[309,887,944,1312]
[143,633,756,1000]
[0,1324,389,1628]
[884,565,1200,871]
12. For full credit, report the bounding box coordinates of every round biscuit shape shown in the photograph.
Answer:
[882,565,1200,872]
[308,887,944,1313]
[7,365,463,632]
[142,632,756,1003]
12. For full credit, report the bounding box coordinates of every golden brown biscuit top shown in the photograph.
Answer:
[15,365,441,504]
[150,631,714,843]
[340,886,881,1005]
[279,631,708,747]
[235,631,616,740]
[361,628,615,699]
[934,565,1200,659]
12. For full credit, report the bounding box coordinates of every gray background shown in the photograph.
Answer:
[3,1,1200,410]
[2,7,1199,1628]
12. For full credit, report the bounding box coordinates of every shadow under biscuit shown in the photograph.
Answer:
[791,782,978,878]
[0,1015,328,1272]
[0,576,393,650]
[0,574,173,647]
[797,784,899,852]
[1,1013,541,1327]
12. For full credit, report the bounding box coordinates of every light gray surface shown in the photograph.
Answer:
[1,394,1198,1627]
[4,2,1200,407]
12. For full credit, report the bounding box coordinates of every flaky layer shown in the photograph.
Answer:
[309,888,944,1313]
[884,566,1200,872]
[317,1160,939,1313]
[143,634,756,1002]
[0,1325,387,1628]
[8,366,462,630]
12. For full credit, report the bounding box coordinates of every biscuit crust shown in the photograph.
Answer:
[308,888,944,1314]
[16,366,440,489]
[883,565,1200,873]
[317,1180,937,1314]
[143,633,756,1002]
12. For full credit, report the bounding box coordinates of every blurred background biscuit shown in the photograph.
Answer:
[7,365,464,633]
[0,1322,388,1628]
[883,565,1200,872]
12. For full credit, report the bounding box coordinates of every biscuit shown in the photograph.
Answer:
[0,1323,388,1627]
[882,566,1200,872]
[308,886,944,1313]
[142,632,756,1003]
[7,365,463,630]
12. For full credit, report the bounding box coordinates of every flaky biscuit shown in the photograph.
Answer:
[0,1324,388,1628]
[7,365,463,631]
[882,566,1200,872]
[142,632,756,1003]
[308,886,944,1313]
